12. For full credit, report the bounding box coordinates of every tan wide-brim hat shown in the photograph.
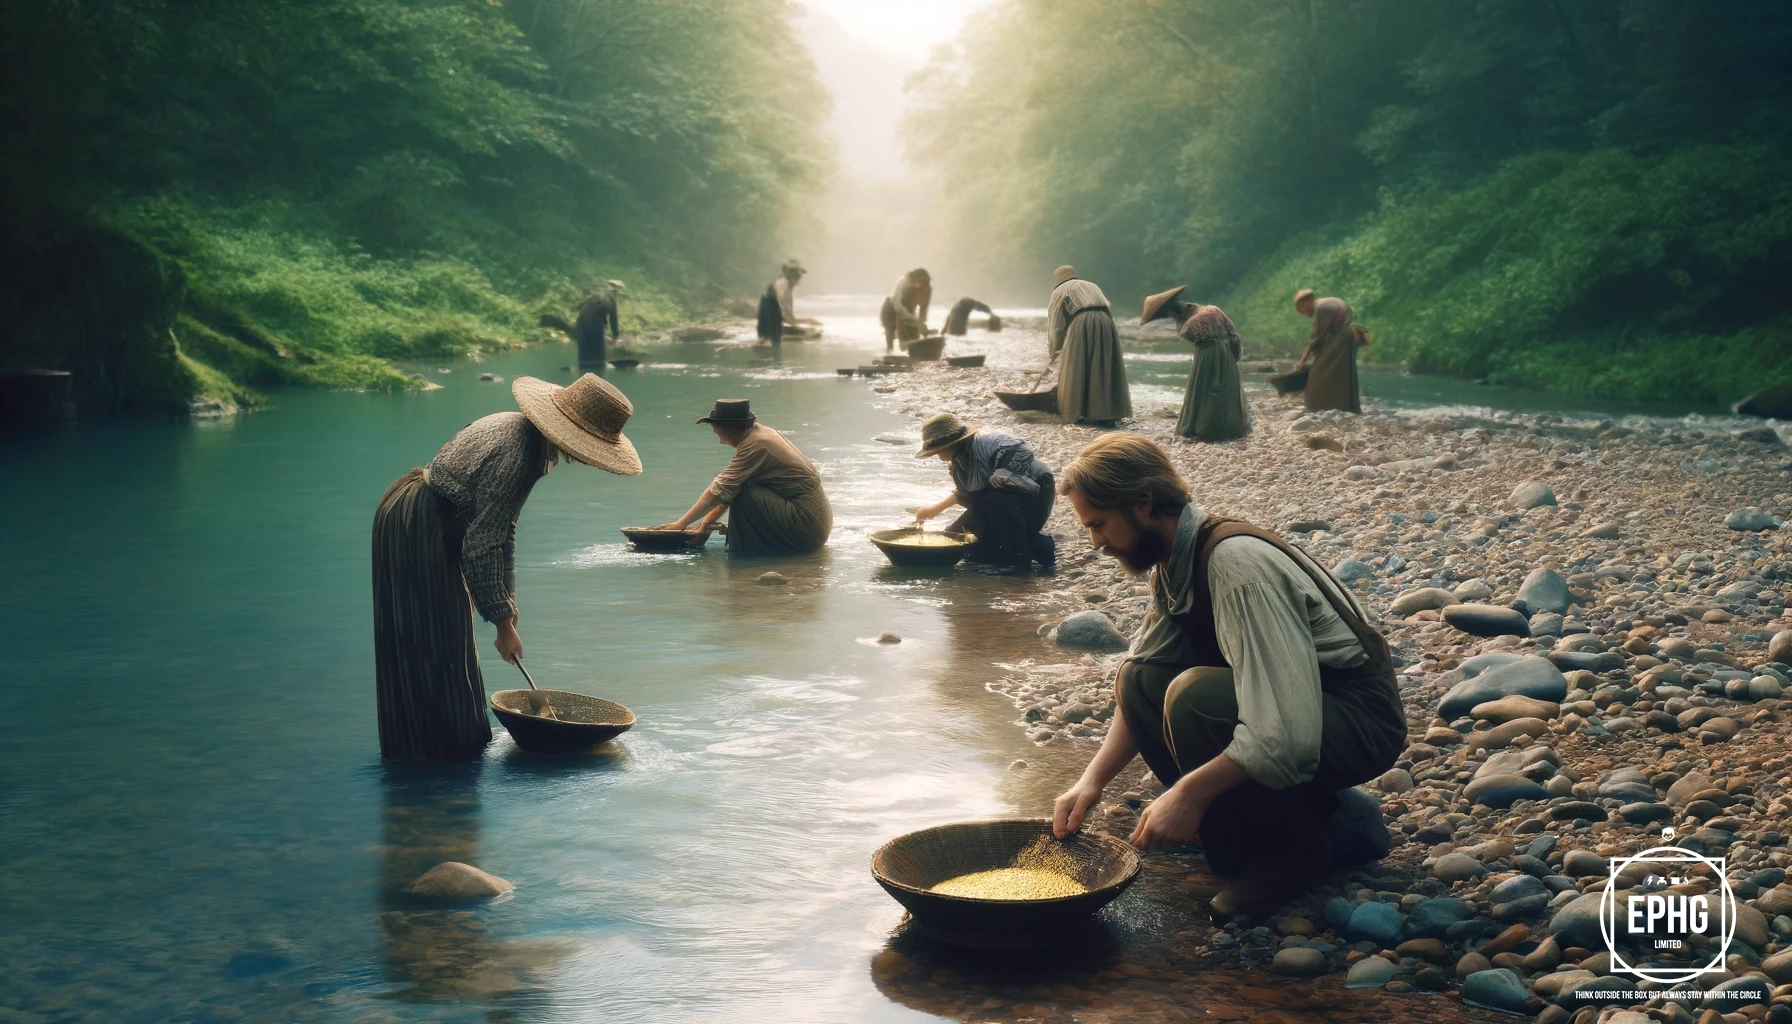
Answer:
[1052,265,1077,288]
[1140,285,1188,326]
[512,374,642,476]
[915,411,973,456]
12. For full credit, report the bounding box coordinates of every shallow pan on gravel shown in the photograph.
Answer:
[993,389,1058,414]
[620,526,711,552]
[871,819,1141,949]
[900,336,947,361]
[868,527,975,568]
[1267,368,1308,395]
[945,354,986,368]
[490,689,635,753]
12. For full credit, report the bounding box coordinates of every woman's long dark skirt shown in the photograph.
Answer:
[372,469,493,761]
[757,284,784,345]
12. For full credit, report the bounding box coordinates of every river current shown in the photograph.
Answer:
[0,297,1734,1022]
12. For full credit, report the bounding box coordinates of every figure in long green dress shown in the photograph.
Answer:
[1141,286,1251,443]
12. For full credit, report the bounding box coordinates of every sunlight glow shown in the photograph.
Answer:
[799,0,991,61]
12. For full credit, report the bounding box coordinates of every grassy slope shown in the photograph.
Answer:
[108,196,688,410]
[1223,147,1792,404]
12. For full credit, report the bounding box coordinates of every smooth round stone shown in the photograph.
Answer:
[1402,896,1472,938]
[1345,900,1404,945]
[1529,611,1565,637]
[1491,874,1549,903]
[405,861,515,899]
[1324,897,1355,932]
[1345,954,1396,988]
[1471,695,1560,724]
[1770,631,1792,665]
[1750,676,1785,701]
[1514,567,1570,617]
[1461,968,1530,1013]
[1272,946,1328,977]
[1619,801,1673,824]
[1463,773,1546,809]
[1443,603,1532,638]
[1456,951,1492,980]
[1054,610,1128,651]
[1334,559,1375,582]
[1547,891,1608,949]
[1432,852,1487,883]
[1391,587,1459,615]
[1511,481,1557,510]
[1549,801,1605,822]
[756,571,788,585]
[1437,657,1568,719]
[1726,507,1779,531]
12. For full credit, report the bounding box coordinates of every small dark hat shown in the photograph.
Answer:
[697,398,757,425]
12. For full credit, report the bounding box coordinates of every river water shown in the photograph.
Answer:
[0,298,1726,1023]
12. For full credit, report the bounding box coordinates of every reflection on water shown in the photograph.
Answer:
[1,294,1591,1021]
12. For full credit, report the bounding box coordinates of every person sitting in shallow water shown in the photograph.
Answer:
[660,399,832,556]
[911,412,1056,570]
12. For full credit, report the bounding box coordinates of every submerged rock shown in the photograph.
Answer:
[406,862,514,899]
[1055,610,1128,651]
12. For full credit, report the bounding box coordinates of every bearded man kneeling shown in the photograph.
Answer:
[1051,434,1406,920]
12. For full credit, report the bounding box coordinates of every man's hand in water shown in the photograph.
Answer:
[495,620,524,664]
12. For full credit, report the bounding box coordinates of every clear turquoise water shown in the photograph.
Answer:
[0,300,1723,1022]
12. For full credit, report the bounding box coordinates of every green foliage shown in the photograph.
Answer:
[910,0,1792,402]
[1226,146,1792,401]
[1,0,828,408]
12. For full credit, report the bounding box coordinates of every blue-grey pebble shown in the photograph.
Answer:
[1461,968,1530,1013]
[1346,901,1404,945]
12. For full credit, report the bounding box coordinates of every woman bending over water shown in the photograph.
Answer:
[372,374,641,761]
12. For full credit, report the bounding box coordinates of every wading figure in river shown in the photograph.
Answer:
[661,399,832,556]
[880,268,932,350]
[1294,288,1370,413]
[911,412,1056,570]
[371,374,642,761]
[1050,435,1403,920]
[757,259,806,346]
[540,280,625,372]
[1140,286,1251,443]
[1047,265,1131,426]
[942,297,1001,336]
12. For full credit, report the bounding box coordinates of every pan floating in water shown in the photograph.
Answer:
[994,389,1059,414]
[869,527,976,568]
[609,358,641,370]
[1267,369,1309,395]
[620,526,710,552]
[945,354,986,368]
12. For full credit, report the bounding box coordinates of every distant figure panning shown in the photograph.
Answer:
[1047,265,1131,426]
[757,259,805,346]
[880,268,932,350]
[1294,288,1370,413]
[1141,286,1250,443]
[944,297,1001,335]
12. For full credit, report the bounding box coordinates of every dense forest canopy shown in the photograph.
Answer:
[908,0,1792,403]
[1,0,829,411]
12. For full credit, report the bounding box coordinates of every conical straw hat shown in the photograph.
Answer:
[1140,285,1188,325]
[511,374,642,475]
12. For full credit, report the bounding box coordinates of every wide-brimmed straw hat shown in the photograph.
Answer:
[1140,285,1189,326]
[697,398,757,426]
[916,412,973,456]
[1293,288,1315,306]
[1052,265,1077,288]
[512,374,642,475]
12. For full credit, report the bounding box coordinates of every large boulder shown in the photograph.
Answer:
[1513,568,1570,617]
[1438,657,1569,720]
[1442,604,1532,638]
[1055,611,1128,651]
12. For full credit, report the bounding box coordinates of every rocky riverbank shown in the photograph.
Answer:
[867,353,1792,1024]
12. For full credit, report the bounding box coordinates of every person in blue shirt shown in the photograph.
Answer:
[911,412,1056,569]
